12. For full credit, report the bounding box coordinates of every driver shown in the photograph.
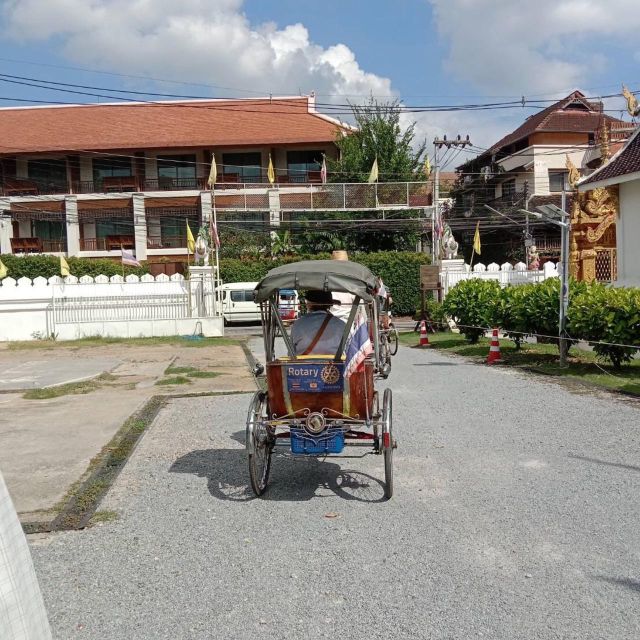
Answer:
[291,290,346,356]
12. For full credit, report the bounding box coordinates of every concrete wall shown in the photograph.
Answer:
[0,273,223,341]
[618,179,640,287]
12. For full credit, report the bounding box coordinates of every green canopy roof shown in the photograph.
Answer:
[254,260,377,303]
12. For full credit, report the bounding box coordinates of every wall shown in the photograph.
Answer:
[618,179,640,286]
[0,273,223,341]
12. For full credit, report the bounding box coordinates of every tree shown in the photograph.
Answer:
[329,99,427,183]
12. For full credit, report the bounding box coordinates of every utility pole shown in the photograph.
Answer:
[432,135,472,262]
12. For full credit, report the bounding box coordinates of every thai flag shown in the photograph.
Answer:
[121,248,141,267]
[344,308,373,378]
[320,155,327,184]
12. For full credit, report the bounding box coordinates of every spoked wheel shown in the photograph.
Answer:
[388,322,399,356]
[381,388,394,499]
[379,334,391,378]
[246,391,273,496]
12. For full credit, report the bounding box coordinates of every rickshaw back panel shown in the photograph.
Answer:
[266,359,374,419]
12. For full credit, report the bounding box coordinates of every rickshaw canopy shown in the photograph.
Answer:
[254,260,377,303]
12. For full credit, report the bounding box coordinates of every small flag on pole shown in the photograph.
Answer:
[320,155,327,184]
[367,157,379,184]
[473,221,481,255]
[267,154,275,184]
[424,156,431,180]
[207,153,217,189]
[186,221,196,254]
[121,248,141,267]
[0,259,7,279]
[60,255,70,277]
[345,307,373,378]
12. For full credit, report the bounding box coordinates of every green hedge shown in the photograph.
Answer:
[569,284,640,368]
[0,254,147,279]
[219,251,430,316]
[443,278,640,368]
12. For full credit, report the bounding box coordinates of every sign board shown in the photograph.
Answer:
[420,265,440,290]
[286,362,344,393]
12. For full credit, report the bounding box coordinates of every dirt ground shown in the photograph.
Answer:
[0,339,256,519]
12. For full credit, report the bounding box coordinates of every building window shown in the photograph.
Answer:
[95,219,132,239]
[222,152,261,182]
[28,159,68,192]
[92,158,132,188]
[501,179,516,198]
[549,170,568,192]
[157,155,197,188]
[286,150,322,182]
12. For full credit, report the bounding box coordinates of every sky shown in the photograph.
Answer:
[0,0,639,167]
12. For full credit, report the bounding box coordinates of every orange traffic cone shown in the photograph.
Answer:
[487,328,501,364]
[419,320,431,347]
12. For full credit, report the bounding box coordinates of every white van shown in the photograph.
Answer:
[217,282,261,324]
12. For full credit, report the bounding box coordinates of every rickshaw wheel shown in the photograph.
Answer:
[382,388,394,499]
[246,391,273,496]
[388,323,399,356]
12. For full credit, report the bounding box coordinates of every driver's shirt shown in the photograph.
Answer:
[291,311,346,355]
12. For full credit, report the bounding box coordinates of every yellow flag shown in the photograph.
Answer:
[367,157,379,183]
[207,153,217,189]
[424,156,431,180]
[186,221,196,254]
[0,259,7,279]
[267,154,275,184]
[473,221,481,255]
[60,255,70,277]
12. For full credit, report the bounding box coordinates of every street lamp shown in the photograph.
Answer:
[518,201,570,367]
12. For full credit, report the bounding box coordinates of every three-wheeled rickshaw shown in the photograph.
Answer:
[246,260,396,499]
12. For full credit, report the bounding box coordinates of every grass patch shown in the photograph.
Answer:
[165,365,200,375]
[8,335,241,351]
[185,370,222,379]
[155,376,192,386]
[22,372,118,400]
[400,331,640,397]
[90,510,119,525]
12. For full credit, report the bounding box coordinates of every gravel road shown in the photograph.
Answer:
[31,342,640,639]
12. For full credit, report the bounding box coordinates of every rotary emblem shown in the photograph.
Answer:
[320,364,340,385]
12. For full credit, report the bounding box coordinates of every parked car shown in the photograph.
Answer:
[216,282,261,324]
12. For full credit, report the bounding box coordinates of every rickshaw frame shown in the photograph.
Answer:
[247,260,396,499]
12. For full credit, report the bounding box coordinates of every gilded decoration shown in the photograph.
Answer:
[570,185,618,282]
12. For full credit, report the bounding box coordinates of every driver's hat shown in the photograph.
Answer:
[303,290,340,306]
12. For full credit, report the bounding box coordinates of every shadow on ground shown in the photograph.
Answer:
[170,443,387,504]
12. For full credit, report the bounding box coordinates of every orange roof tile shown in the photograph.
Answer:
[0,97,344,155]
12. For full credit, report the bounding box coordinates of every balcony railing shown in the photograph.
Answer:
[80,236,134,251]
[147,236,187,249]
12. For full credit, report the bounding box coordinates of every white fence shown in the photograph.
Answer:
[440,261,560,297]
[0,272,223,341]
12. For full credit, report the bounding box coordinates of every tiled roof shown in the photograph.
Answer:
[578,125,640,187]
[0,97,344,154]
[476,91,626,161]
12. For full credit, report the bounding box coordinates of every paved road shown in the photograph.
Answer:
[31,343,640,639]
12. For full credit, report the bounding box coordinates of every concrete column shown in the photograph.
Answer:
[0,197,12,253]
[133,194,147,261]
[268,189,281,227]
[64,195,80,256]
[200,191,212,226]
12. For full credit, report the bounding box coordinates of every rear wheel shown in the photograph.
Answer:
[382,388,394,499]
[246,391,273,496]
[388,323,399,356]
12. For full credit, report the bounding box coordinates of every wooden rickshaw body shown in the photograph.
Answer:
[247,259,395,498]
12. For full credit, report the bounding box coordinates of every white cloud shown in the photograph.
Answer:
[1,0,394,101]
[429,0,640,97]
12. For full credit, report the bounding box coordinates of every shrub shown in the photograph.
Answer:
[0,254,146,279]
[219,251,430,316]
[569,284,640,369]
[442,279,501,342]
